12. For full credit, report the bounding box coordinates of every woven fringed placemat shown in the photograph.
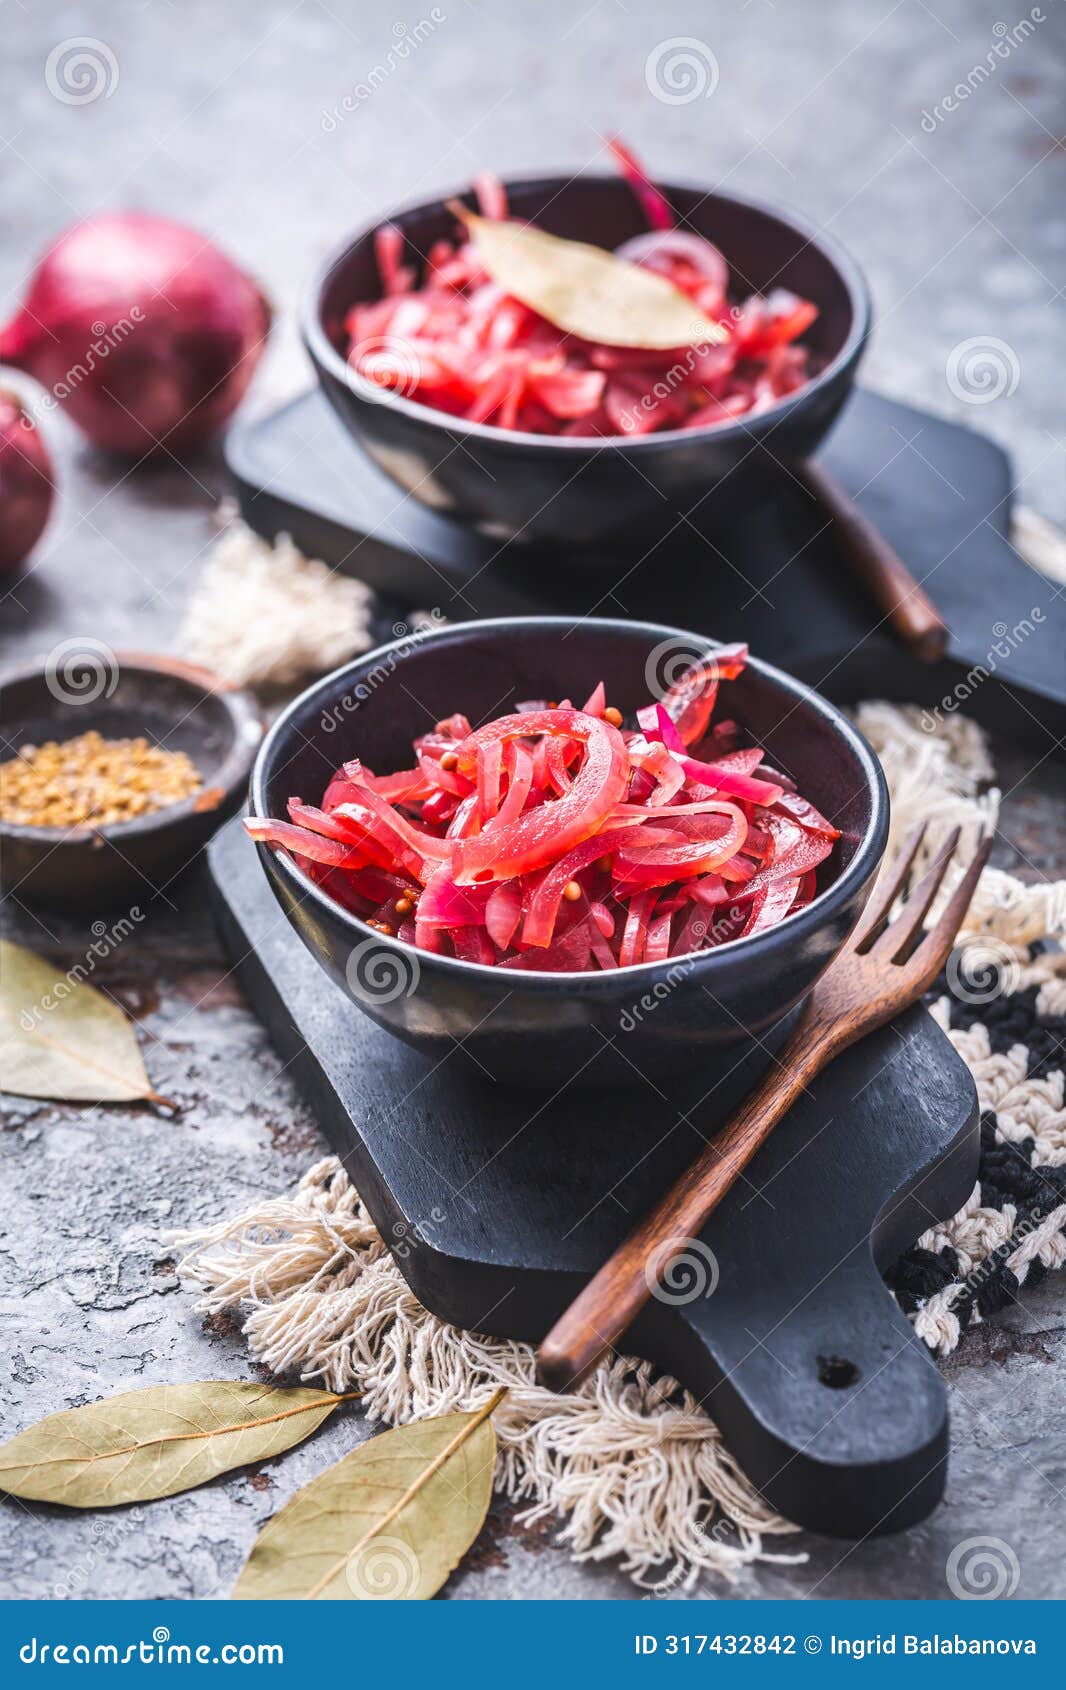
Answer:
[174,691,1064,1590]
[861,706,1066,1356]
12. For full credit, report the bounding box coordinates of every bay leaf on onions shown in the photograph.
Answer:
[233,1389,504,1600]
[0,1382,356,1507]
[457,209,727,350]
[0,937,163,1104]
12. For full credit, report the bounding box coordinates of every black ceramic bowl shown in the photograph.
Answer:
[250,618,888,1089]
[304,175,869,549]
[0,652,262,908]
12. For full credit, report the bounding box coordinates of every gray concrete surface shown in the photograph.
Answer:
[1,0,1064,1602]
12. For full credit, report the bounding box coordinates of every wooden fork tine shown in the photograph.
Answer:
[875,826,961,961]
[853,820,928,949]
[911,831,994,979]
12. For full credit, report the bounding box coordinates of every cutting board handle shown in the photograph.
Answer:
[672,1248,948,1537]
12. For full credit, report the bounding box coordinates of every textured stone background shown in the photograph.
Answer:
[1,0,1064,1601]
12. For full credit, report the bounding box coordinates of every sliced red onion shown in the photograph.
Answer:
[614,230,729,303]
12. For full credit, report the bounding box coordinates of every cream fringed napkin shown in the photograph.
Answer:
[178,509,374,689]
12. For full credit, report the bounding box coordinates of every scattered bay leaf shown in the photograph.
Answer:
[234,1389,504,1600]
[456,208,727,350]
[0,1382,355,1507]
[0,937,164,1105]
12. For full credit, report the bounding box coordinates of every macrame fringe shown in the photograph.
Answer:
[177,508,374,689]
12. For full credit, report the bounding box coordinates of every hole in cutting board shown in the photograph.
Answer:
[817,1354,860,1389]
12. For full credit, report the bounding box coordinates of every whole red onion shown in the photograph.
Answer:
[0,213,272,457]
[0,389,54,572]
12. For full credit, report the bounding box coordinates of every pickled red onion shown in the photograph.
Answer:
[247,645,840,972]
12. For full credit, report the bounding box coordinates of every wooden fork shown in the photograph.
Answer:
[537,823,993,1393]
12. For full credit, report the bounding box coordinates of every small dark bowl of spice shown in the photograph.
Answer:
[0,652,261,908]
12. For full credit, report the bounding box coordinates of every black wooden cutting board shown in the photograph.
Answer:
[208,816,979,1539]
[226,386,1065,746]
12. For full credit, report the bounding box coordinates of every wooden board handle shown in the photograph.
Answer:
[537,1024,826,1393]
[797,460,949,663]
[673,1250,951,1535]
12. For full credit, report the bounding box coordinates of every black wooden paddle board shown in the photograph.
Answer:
[226,387,1065,747]
[208,816,979,1540]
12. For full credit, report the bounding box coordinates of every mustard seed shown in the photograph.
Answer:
[0,730,202,830]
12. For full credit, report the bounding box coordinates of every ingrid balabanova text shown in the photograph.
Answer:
[831,1635,1037,1657]
[634,1635,1038,1657]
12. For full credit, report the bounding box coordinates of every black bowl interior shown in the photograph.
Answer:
[258,619,880,937]
[317,176,862,419]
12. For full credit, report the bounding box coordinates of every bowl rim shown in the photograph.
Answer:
[0,652,262,848]
[302,172,872,454]
[250,616,890,989]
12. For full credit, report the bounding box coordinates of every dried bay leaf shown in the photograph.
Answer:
[457,209,727,350]
[0,1382,355,1507]
[234,1389,504,1600]
[0,937,164,1105]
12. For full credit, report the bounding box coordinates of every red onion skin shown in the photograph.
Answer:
[0,213,272,457]
[0,389,54,572]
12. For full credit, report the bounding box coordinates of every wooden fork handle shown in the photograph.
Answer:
[797,460,949,664]
[537,1020,834,1393]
